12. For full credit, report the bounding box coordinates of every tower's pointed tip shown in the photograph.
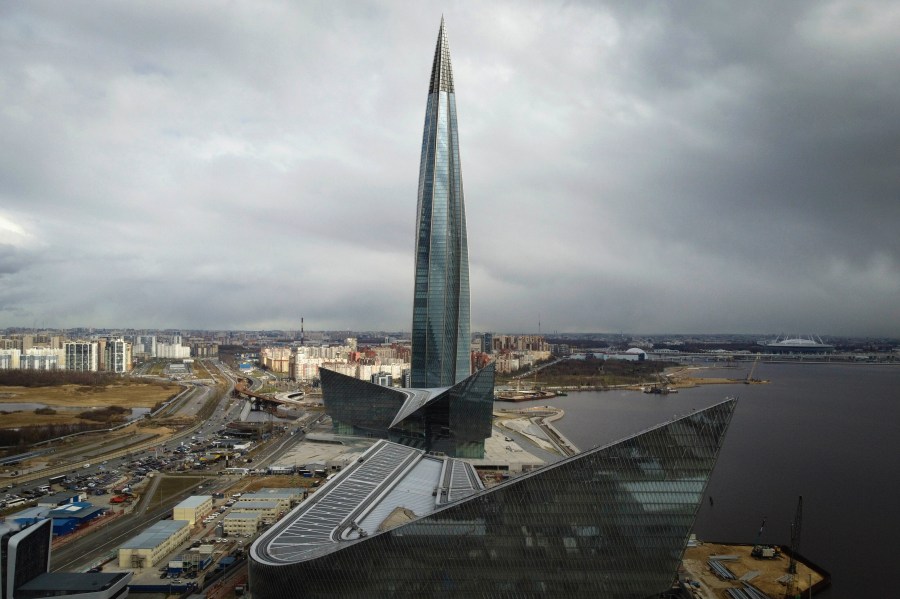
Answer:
[429,16,454,94]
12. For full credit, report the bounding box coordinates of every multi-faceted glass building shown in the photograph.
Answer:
[320,363,494,458]
[249,398,737,598]
[0,518,131,599]
[411,17,471,388]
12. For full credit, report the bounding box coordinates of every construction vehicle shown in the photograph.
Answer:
[751,517,781,559]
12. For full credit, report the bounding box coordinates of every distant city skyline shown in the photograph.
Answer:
[1,3,898,337]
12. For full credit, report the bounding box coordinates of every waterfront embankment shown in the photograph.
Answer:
[494,406,579,456]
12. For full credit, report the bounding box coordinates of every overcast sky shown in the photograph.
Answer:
[1,1,899,337]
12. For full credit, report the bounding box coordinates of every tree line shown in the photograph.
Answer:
[0,370,117,387]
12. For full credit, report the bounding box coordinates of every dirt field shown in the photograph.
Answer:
[682,542,824,598]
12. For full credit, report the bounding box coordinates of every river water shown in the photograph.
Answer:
[497,362,900,597]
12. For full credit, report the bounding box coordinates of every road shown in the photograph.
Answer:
[50,473,232,571]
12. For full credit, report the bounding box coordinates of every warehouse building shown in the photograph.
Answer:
[173,495,213,526]
[118,520,191,568]
[48,502,107,536]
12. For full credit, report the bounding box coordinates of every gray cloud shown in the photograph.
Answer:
[0,1,898,336]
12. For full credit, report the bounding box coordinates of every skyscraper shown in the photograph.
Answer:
[411,17,471,388]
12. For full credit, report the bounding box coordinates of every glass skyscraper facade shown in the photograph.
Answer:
[411,17,471,388]
[249,399,737,598]
[320,363,494,458]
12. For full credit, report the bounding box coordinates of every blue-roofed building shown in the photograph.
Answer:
[8,502,106,537]
[48,502,107,536]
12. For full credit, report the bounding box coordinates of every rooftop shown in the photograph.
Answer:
[225,512,260,521]
[120,520,189,550]
[252,440,483,565]
[243,489,299,498]
[49,502,105,520]
[174,495,212,509]
[390,387,449,427]
[233,501,280,509]
[18,572,131,593]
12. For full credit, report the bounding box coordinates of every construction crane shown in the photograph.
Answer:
[789,496,803,574]
[745,354,761,384]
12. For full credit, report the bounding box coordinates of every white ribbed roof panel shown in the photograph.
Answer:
[357,456,443,535]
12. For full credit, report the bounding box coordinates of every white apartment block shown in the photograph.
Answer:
[21,348,64,370]
[0,349,20,369]
[104,338,132,373]
[64,341,99,372]
[156,342,191,359]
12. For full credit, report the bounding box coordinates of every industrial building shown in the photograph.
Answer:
[118,520,191,569]
[249,399,736,598]
[48,502,108,536]
[172,495,213,526]
[6,500,106,537]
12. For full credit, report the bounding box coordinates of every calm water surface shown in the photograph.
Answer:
[500,362,900,597]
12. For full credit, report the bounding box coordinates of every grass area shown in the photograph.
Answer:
[0,411,92,427]
[0,382,179,430]
[0,382,179,408]
[145,475,208,506]
[501,358,678,388]
[191,360,212,379]
[242,475,321,490]
[147,361,167,376]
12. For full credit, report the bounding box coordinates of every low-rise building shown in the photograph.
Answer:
[48,502,107,536]
[231,500,280,521]
[118,520,191,569]
[238,491,294,512]
[223,512,260,537]
[173,495,213,526]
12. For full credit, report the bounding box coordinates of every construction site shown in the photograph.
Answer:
[679,498,831,598]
